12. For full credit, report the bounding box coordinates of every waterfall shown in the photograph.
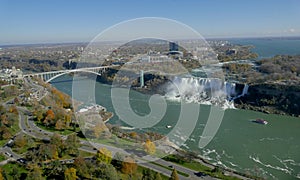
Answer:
[232,84,249,100]
[242,84,249,96]
[165,76,249,109]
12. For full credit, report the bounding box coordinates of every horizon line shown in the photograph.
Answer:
[1,35,300,47]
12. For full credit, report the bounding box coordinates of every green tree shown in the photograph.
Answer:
[50,133,64,157]
[74,156,89,178]
[65,133,80,156]
[0,114,8,126]
[10,166,20,180]
[64,113,72,128]
[64,168,77,180]
[26,150,39,163]
[34,109,44,123]
[14,134,27,148]
[97,164,119,180]
[95,148,112,164]
[13,97,19,105]
[155,172,162,180]
[169,168,179,180]
[39,144,58,160]
[0,105,5,114]
[142,168,155,180]
[55,119,65,130]
[47,160,64,177]
[0,126,12,140]
[112,152,124,170]
[26,166,43,180]
[50,133,63,147]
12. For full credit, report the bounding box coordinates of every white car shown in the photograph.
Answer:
[5,152,13,157]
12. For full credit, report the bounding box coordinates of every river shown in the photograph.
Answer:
[52,38,300,179]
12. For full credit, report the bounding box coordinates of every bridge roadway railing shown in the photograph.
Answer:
[23,65,118,82]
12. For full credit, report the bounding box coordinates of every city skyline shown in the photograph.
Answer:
[1,0,300,45]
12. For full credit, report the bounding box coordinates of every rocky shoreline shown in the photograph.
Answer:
[235,83,300,117]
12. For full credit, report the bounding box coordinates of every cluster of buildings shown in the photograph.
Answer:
[0,66,23,82]
[138,41,183,63]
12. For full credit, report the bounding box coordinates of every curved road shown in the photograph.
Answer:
[17,106,219,180]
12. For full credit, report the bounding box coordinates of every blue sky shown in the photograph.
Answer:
[1,0,300,44]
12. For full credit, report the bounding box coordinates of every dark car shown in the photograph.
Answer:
[17,158,27,164]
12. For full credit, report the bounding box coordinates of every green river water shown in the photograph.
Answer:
[52,75,300,180]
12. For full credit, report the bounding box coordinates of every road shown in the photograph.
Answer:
[0,146,22,160]
[2,104,234,179]
[12,103,208,179]
[17,105,218,180]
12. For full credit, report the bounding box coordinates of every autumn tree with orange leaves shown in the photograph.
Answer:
[46,109,55,119]
[121,156,137,175]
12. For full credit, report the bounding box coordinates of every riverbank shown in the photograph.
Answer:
[75,105,254,180]
[235,83,300,117]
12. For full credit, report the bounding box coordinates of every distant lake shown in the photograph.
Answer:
[229,37,300,58]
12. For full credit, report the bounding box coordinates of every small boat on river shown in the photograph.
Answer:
[252,118,268,125]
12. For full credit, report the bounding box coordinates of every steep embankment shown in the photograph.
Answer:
[235,83,300,116]
[97,68,300,117]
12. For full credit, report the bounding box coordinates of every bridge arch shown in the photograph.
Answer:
[46,69,102,82]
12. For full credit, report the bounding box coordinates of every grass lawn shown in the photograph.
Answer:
[150,161,189,177]
[0,153,7,161]
[0,140,7,147]
[90,135,137,150]
[163,155,241,180]
[78,150,94,157]
[36,122,79,136]
[10,114,21,135]
[60,150,94,160]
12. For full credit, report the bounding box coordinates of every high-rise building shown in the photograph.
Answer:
[169,41,178,52]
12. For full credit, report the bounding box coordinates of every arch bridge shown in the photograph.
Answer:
[23,65,117,82]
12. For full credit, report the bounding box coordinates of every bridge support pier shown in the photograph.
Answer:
[140,70,144,88]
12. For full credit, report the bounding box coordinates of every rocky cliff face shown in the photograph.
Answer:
[234,83,300,116]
